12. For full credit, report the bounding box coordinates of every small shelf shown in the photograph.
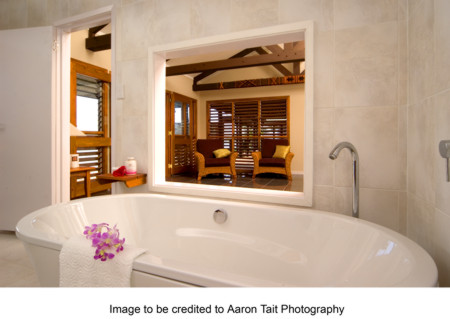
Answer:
[96,173,147,188]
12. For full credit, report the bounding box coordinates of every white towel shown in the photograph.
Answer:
[59,235,146,287]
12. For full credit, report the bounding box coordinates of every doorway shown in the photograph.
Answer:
[70,57,111,199]
[166,91,197,178]
[55,6,113,202]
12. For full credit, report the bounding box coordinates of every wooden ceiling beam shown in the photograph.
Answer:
[85,34,111,51]
[167,47,305,76]
[266,41,305,54]
[254,47,292,76]
[193,47,258,83]
[193,74,305,91]
[293,41,305,52]
[88,24,107,38]
[265,44,283,54]
[293,61,300,75]
[284,42,293,51]
[86,25,111,52]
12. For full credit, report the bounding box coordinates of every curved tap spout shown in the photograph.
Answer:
[329,142,358,160]
[329,142,359,218]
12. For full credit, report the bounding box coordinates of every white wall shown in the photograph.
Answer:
[166,75,201,100]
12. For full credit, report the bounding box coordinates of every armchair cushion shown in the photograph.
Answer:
[259,158,286,167]
[197,139,224,158]
[273,145,290,159]
[261,139,289,158]
[205,157,231,167]
[213,148,231,158]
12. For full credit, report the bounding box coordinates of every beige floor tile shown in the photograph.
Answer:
[0,232,39,287]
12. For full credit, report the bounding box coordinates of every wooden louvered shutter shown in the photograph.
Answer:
[233,100,259,171]
[260,98,289,148]
[75,74,109,179]
[208,102,233,149]
[207,96,289,173]
[76,74,104,133]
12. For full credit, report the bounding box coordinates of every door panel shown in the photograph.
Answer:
[0,27,54,230]
[166,92,197,177]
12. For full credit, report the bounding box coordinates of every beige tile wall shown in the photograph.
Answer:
[407,0,450,286]
[1,0,449,285]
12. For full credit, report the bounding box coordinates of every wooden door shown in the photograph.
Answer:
[166,92,197,177]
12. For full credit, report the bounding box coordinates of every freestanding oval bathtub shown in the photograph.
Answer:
[16,193,438,287]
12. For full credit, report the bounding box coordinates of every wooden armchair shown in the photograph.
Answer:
[252,139,294,180]
[195,139,238,181]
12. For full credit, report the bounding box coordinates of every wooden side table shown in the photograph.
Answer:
[70,167,96,198]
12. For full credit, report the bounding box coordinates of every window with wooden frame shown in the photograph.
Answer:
[70,58,111,198]
[207,96,289,172]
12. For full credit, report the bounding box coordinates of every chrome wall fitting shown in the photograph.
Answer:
[329,142,360,218]
[439,140,450,182]
[213,209,228,224]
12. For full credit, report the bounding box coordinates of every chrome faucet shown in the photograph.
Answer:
[329,142,359,218]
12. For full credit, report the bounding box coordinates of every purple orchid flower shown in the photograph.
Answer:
[83,223,125,261]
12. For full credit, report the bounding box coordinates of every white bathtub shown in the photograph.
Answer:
[15,194,437,287]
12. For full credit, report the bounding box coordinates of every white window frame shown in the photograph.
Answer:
[149,21,314,207]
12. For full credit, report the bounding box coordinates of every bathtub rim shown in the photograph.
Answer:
[15,193,439,287]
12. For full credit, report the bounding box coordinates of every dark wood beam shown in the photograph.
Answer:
[167,48,305,76]
[266,42,305,54]
[293,41,305,52]
[293,61,300,75]
[193,47,257,83]
[86,33,111,51]
[86,25,111,52]
[192,42,304,82]
[88,24,107,38]
[284,42,293,51]
[193,74,305,91]
[254,47,292,76]
[265,44,283,54]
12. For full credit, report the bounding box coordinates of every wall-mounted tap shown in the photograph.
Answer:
[329,142,359,218]
[439,140,450,182]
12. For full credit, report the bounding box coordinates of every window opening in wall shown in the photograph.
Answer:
[165,40,304,192]
[152,21,314,206]
[76,74,104,132]
[70,27,112,199]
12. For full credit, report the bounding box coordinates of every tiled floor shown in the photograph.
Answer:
[0,231,39,287]
[166,173,304,192]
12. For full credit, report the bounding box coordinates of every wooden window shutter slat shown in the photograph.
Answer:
[207,97,289,173]
[260,99,288,138]
[76,147,103,179]
[208,102,233,138]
